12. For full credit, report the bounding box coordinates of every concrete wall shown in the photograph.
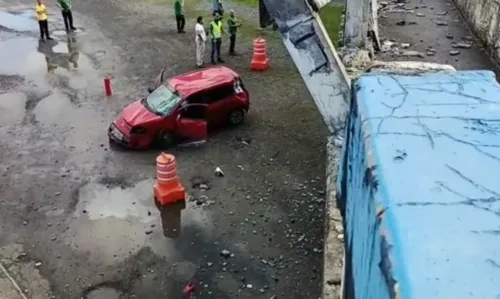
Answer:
[454,0,500,62]
[337,70,500,299]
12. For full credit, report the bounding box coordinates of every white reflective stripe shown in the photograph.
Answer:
[157,176,177,182]
[157,170,176,177]
[157,161,175,167]
[157,165,176,172]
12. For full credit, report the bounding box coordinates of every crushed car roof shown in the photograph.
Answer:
[167,65,239,97]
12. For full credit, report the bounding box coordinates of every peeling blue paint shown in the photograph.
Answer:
[337,70,500,299]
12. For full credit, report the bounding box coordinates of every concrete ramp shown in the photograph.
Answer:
[337,70,500,299]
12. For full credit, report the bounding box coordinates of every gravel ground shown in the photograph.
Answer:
[0,0,329,298]
[376,0,499,76]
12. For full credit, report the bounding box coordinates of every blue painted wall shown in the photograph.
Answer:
[337,70,500,299]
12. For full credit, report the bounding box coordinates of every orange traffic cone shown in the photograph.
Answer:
[153,153,186,206]
[250,37,269,71]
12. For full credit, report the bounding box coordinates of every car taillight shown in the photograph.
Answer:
[130,127,146,134]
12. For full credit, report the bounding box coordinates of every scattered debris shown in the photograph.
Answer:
[408,21,418,25]
[416,12,425,17]
[246,284,253,289]
[214,167,224,177]
[426,48,436,56]
[34,262,42,267]
[446,33,454,39]
[396,20,406,26]
[436,11,447,15]
[401,43,410,49]
[452,42,472,49]
[207,262,213,267]
[220,249,232,258]
[183,283,196,296]
[236,137,252,146]
[400,50,425,58]
[449,50,460,56]
[177,140,206,148]
[436,20,448,26]
[145,230,153,235]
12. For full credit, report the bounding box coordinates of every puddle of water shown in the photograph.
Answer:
[76,179,156,223]
[85,287,123,299]
[0,92,26,125]
[0,37,46,78]
[64,179,213,265]
[52,42,68,54]
[32,90,73,125]
[0,10,38,32]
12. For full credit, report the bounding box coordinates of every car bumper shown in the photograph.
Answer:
[108,124,130,147]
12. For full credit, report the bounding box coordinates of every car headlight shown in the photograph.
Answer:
[130,127,146,134]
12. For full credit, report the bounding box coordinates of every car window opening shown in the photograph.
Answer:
[145,85,182,116]
[181,105,206,120]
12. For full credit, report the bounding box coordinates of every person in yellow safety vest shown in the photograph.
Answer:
[35,0,52,41]
[209,13,225,64]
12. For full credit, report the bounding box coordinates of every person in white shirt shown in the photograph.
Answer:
[195,16,207,68]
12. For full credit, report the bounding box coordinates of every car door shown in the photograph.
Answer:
[176,104,208,141]
[205,84,235,127]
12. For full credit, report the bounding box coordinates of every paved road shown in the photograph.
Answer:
[0,0,328,298]
[377,0,499,76]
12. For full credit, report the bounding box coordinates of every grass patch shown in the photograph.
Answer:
[318,4,344,46]
[232,0,258,5]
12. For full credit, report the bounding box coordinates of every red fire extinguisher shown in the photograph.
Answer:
[104,75,112,96]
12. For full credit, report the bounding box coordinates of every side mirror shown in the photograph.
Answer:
[148,87,154,93]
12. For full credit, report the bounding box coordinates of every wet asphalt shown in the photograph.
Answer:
[0,0,328,298]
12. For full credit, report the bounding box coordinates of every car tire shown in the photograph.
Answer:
[157,130,174,148]
[228,109,245,126]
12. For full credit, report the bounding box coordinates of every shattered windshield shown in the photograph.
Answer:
[145,85,181,116]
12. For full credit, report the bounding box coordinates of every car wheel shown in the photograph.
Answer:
[157,131,174,148]
[228,109,245,126]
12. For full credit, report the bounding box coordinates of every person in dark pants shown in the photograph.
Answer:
[56,0,76,31]
[212,0,223,16]
[174,0,185,33]
[227,10,241,55]
[209,13,224,64]
[36,0,52,41]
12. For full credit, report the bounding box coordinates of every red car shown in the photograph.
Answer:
[108,66,249,149]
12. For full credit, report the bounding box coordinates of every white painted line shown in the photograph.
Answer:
[0,260,29,299]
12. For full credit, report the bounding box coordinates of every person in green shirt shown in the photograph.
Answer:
[227,10,241,55]
[56,0,76,31]
[174,0,185,33]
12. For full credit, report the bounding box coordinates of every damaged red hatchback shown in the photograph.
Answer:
[108,66,249,149]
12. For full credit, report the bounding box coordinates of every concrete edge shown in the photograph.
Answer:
[322,137,346,299]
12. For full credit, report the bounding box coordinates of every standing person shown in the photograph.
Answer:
[212,0,223,16]
[227,10,241,56]
[36,0,52,41]
[195,16,206,68]
[174,0,185,33]
[56,0,76,32]
[209,14,224,64]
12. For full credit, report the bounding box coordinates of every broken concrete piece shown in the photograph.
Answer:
[214,167,224,177]
[436,20,448,26]
[416,13,425,17]
[401,43,411,49]
[449,50,460,56]
[452,42,472,49]
[396,20,406,26]
[401,50,425,58]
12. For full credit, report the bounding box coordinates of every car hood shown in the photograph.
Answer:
[121,100,161,127]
